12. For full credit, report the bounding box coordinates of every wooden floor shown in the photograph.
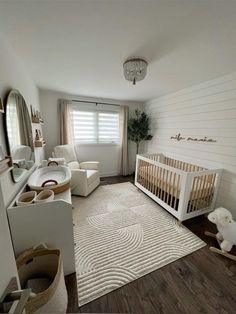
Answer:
[66,176,236,314]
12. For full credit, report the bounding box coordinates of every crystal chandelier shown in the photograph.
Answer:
[123,58,148,85]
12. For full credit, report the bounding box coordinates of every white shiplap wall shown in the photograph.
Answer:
[145,72,236,217]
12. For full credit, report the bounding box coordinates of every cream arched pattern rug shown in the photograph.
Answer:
[72,182,205,306]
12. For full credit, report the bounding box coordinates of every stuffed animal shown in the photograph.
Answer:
[208,207,236,252]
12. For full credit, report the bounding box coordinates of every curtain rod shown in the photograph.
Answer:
[72,99,120,107]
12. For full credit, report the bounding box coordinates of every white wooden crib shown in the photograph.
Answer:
[135,153,222,222]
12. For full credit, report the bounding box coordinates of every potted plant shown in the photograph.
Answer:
[128,110,153,154]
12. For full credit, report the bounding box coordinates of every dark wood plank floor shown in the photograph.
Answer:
[66,176,236,314]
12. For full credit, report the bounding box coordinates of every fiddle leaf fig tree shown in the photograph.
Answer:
[128,110,153,154]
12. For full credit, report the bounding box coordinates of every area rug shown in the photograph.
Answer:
[73,182,205,306]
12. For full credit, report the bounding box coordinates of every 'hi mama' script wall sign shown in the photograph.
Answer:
[170,133,217,143]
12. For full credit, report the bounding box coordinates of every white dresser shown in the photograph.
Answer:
[7,186,75,276]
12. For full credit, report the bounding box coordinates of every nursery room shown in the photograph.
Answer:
[0,0,236,313]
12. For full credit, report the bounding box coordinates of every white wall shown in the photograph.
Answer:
[144,71,236,217]
[0,36,44,206]
[39,89,143,176]
[0,34,42,295]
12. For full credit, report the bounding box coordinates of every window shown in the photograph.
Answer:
[6,102,21,149]
[71,106,120,144]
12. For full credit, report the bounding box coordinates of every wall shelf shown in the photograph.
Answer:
[30,104,44,124]
[34,139,46,147]
[32,121,44,125]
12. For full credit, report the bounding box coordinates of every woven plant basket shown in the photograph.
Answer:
[16,245,68,314]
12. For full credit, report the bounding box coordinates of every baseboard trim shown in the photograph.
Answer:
[100,172,119,178]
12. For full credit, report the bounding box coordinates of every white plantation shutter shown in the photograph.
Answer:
[71,105,120,144]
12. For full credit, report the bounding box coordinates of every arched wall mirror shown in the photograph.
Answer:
[5,90,35,182]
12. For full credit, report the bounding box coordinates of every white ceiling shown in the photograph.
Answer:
[0,0,236,102]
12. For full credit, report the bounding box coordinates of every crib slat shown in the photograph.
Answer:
[140,159,143,186]
[147,162,150,190]
[172,159,175,168]
[193,176,200,210]
[170,172,175,208]
[161,168,166,201]
[202,175,209,209]
[196,175,206,210]
[188,177,194,212]
[197,176,205,210]
[140,160,144,187]
[157,167,161,199]
[191,177,197,211]
[205,174,212,207]
[183,162,187,171]
[207,173,216,205]
[139,159,142,186]
[192,176,200,211]
[160,167,164,200]
[150,164,154,193]
[142,160,145,186]
[157,166,160,198]
[154,165,157,196]
[148,163,151,191]
[155,165,159,197]
[203,174,213,208]
[165,169,169,203]
[153,165,157,195]
[188,177,196,213]
[150,164,154,192]
[148,162,151,191]
[192,177,199,212]
[164,170,169,203]
[173,174,179,210]
[151,164,154,193]
[168,171,172,206]
[194,176,202,211]
[202,174,210,208]
[151,164,155,194]
[137,159,140,184]
[206,174,215,206]
[145,161,148,189]
[151,164,154,192]
[141,160,145,186]
[186,163,189,172]
[153,165,157,194]
[155,165,159,195]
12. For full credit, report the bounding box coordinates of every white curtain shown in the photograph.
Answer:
[59,99,74,145]
[15,93,34,150]
[119,105,129,176]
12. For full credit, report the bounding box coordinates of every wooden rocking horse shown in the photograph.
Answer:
[205,207,236,261]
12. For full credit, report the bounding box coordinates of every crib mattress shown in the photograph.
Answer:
[138,166,212,200]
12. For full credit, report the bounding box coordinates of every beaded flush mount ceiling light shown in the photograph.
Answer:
[123,58,148,85]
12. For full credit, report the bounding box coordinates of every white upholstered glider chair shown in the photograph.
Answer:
[53,145,100,196]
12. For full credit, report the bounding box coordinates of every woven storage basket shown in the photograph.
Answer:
[16,245,68,314]
[31,180,71,194]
